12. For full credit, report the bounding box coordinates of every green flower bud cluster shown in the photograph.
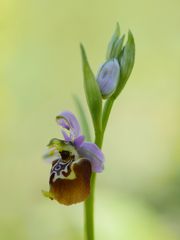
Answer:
[99,23,135,99]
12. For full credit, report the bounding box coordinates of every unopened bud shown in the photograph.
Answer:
[96,59,120,98]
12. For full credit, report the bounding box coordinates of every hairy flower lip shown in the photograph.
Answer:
[49,158,92,205]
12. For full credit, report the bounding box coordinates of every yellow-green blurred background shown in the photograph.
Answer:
[0,0,180,239]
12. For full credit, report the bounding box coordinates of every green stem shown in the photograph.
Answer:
[84,130,103,240]
[102,97,115,133]
[84,98,115,240]
[84,173,96,240]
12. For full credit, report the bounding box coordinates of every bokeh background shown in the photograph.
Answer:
[0,0,180,239]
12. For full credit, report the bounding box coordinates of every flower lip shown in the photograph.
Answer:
[49,158,92,205]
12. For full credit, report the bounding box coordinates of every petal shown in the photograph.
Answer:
[43,147,61,163]
[78,142,104,172]
[56,111,81,139]
[49,159,91,205]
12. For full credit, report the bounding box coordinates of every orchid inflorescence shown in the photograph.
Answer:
[43,23,135,240]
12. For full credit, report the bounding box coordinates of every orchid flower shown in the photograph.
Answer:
[43,111,104,205]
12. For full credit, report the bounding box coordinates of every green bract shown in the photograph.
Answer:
[113,35,125,59]
[112,30,135,98]
[80,44,102,134]
[103,24,135,100]
[106,23,120,60]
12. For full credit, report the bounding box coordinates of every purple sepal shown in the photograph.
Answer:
[74,135,85,148]
[78,142,104,172]
[57,111,81,139]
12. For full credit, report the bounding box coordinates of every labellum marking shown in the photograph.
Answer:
[50,159,75,182]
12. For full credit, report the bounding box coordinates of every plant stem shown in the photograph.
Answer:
[84,99,114,240]
[84,173,96,240]
[84,130,103,240]
[102,98,115,133]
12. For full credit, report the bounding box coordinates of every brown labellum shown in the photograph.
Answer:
[49,159,92,205]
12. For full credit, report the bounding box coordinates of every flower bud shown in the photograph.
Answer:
[96,59,120,98]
